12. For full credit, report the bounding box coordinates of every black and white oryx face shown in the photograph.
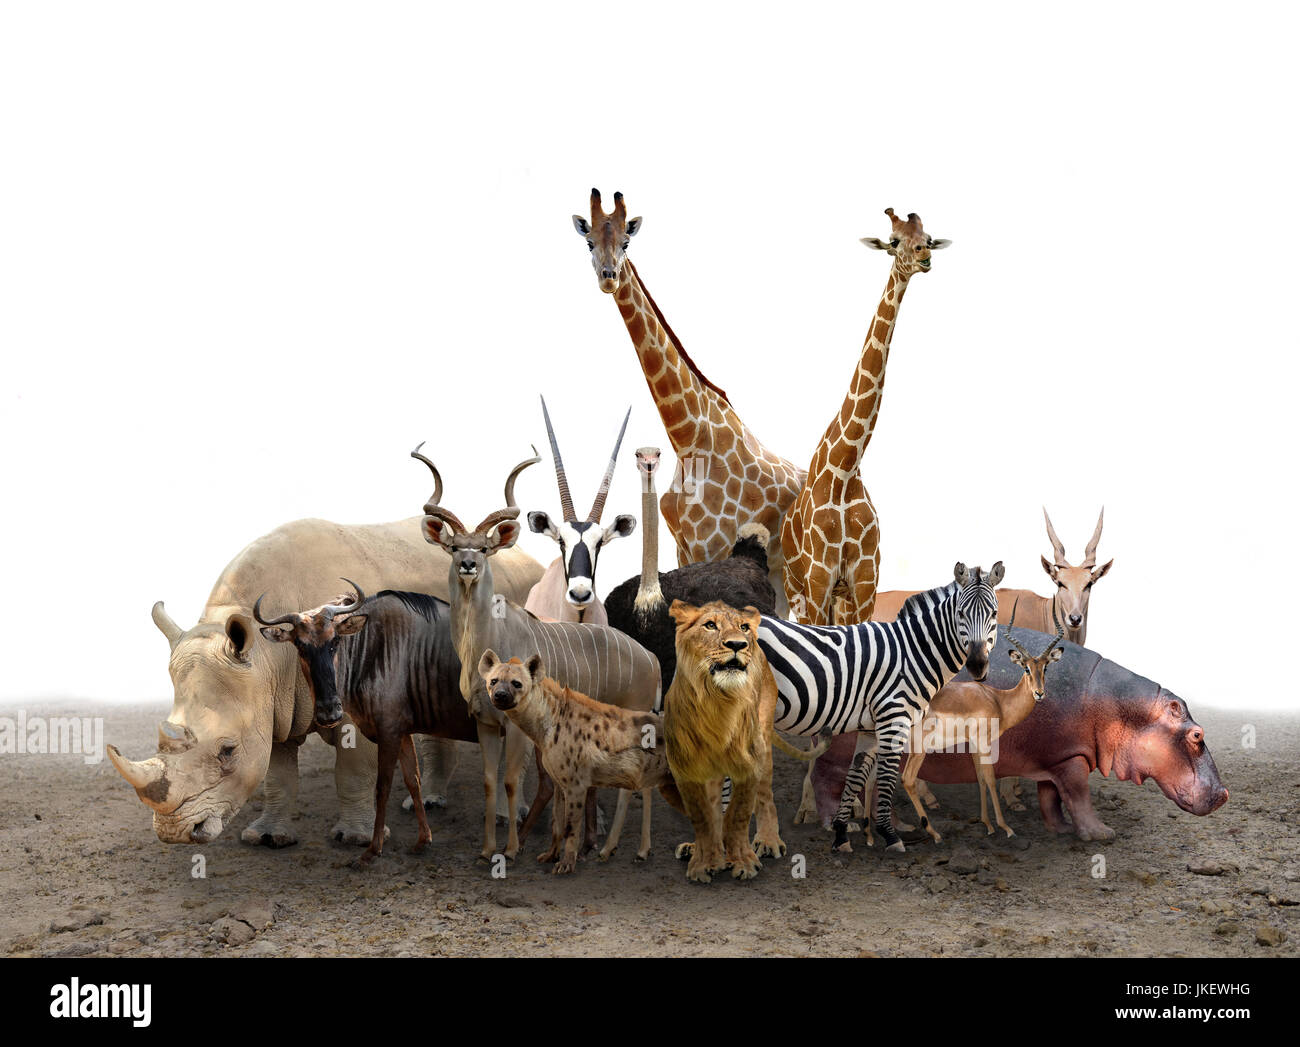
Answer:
[527,513,636,608]
[953,561,1004,681]
[529,396,634,612]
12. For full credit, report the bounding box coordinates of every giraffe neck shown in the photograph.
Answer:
[820,266,912,475]
[614,259,733,456]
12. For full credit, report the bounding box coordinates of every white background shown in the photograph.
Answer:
[1,2,1295,711]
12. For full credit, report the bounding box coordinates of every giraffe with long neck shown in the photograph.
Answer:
[781,209,950,625]
[573,188,805,615]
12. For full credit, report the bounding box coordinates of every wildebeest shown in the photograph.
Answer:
[256,582,473,864]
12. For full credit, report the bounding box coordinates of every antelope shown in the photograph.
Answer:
[415,445,662,864]
[523,396,636,625]
[871,507,1112,811]
[900,603,1065,842]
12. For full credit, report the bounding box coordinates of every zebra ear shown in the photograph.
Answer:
[987,561,1005,587]
[953,562,970,587]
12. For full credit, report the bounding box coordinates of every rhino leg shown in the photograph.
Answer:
[331,728,390,846]
[1051,756,1116,842]
[403,736,458,811]
[242,740,301,847]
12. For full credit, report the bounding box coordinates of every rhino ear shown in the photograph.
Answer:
[226,613,256,661]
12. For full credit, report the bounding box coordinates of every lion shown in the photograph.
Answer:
[661,599,824,883]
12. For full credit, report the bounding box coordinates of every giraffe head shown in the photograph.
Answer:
[1040,508,1113,646]
[861,208,950,277]
[573,188,642,293]
[526,397,636,612]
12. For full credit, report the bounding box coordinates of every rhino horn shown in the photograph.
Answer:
[158,720,197,753]
[107,745,178,811]
[151,601,184,648]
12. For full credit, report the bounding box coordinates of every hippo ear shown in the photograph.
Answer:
[1162,698,1185,723]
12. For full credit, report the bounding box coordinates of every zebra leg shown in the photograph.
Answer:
[872,723,911,853]
[832,733,879,853]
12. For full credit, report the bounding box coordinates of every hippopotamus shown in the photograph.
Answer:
[808,628,1228,841]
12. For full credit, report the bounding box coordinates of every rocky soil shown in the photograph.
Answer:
[1,701,1296,957]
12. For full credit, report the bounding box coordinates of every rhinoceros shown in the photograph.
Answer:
[107,516,543,846]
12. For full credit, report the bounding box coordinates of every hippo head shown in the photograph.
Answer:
[1104,690,1229,816]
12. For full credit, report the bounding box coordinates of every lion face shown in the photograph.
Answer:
[668,600,762,694]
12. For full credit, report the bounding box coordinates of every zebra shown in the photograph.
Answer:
[757,561,1004,852]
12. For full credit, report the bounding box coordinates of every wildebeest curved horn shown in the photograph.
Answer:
[1081,507,1105,569]
[252,594,298,629]
[330,578,366,613]
[589,405,631,523]
[503,445,541,510]
[1004,598,1031,660]
[411,441,443,509]
[1043,507,1068,566]
[541,397,576,521]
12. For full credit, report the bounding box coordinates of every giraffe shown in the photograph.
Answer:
[781,208,950,626]
[573,188,805,615]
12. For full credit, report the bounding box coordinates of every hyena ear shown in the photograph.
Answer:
[478,649,500,677]
[526,653,543,679]
[668,599,699,627]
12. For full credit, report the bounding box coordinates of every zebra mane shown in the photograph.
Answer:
[897,580,958,620]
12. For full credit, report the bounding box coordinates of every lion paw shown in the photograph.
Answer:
[675,841,694,861]
[753,834,786,859]
[729,849,762,880]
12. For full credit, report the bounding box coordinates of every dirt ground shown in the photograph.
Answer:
[2,700,1296,958]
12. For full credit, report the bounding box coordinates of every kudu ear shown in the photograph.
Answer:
[987,561,1006,588]
[485,520,521,554]
[528,510,557,539]
[226,613,255,661]
[1093,558,1114,581]
[335,614,368,637]
[601,514,637,545]
[422,516,457,551]
[572,215,591,236]
[624,216,642,237]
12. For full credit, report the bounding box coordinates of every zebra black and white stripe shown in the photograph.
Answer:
[758,562,1003,851]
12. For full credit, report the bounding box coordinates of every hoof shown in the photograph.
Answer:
[597,847,615,863]
[886,840,906,853]
[406,838,431,855]
[332,823,389,847]
[349,850,379,869]
[635,850,650,862]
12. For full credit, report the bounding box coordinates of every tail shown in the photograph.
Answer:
[730,522,771,568]
[772,732,829,762]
